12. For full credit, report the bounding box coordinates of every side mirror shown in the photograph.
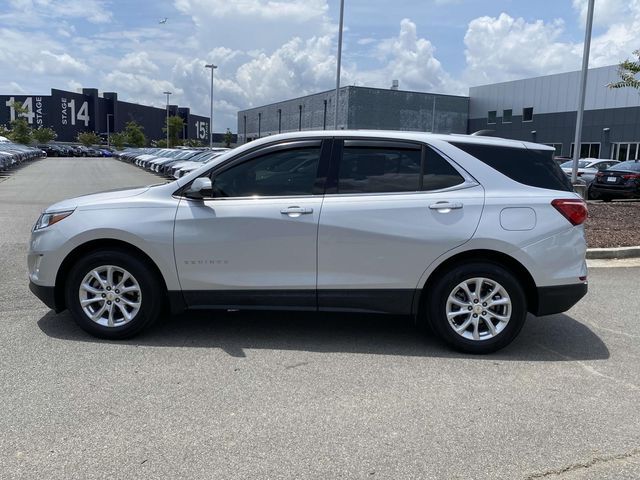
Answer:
[184,177,213,199]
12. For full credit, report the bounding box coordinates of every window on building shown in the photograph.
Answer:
[487,111,497,124]
[544,143,563,156]
[570,143,600,159]
[612,143,640,161]
[522,107,534,122]
[502,109,512,124]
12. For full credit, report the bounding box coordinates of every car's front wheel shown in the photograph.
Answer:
[65,250,164,339]
[426,262,527,354]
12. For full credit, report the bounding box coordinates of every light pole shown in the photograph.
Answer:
[205,64,217,147]
[571,0,595,187]
[334,0,345,129]
[106,113,113,148]
[163,91,172,147]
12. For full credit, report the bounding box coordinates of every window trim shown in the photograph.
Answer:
[487,110,497,125]
[502,109,512,124]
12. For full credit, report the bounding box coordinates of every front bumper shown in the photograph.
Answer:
[29,281,59,311]
[533,282,588,316]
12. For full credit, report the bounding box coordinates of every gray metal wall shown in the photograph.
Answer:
[469,65,640,119]
[237,86,468,143]
[347,87,468,134]
[468,106,640,159]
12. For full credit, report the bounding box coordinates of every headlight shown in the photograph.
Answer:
[34,210,74,231]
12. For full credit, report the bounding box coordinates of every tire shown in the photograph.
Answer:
[65,249,164,339]
[587,186,599,200]
[601,195,612,202]
[425,262,527,354]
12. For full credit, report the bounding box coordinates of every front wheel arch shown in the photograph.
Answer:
[54,239,169,312]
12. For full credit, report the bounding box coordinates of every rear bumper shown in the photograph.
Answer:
[590,184,640,197]
[533,282,588,316]
[29,281,59,311]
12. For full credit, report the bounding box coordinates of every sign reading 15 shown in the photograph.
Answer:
[195,121,209,140]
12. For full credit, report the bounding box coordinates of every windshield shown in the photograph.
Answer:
[610,161,640,172]
[560,160,590,168]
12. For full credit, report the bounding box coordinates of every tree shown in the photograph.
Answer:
[125,121,146,147]
[77,131,101,146]
[183,138,203,147]
[162,115,184,148]
[8,101,32,145]
[32,127,57,144]
[223,128,233,148]
[110,132,127,150]
[154,139,168,148]
[609,50,640,90]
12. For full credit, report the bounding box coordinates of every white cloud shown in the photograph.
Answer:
[463,13,581,85]
[35,51,89,75]
[343,19,461,94]
[118,52,159,73]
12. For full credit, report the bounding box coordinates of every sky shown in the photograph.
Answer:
[0,0,638,133]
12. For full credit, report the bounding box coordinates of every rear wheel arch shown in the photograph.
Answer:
[415,249,538,319]
[54,239,169,312]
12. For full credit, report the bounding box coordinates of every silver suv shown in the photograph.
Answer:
[28,131,588,353]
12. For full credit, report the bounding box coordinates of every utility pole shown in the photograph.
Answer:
[205,64,217,147]
[571,0,595,187]
[163,91,172,147]
[334,0,345,129]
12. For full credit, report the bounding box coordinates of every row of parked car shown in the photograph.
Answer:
[39,144,114,157]
[558,158,640,201]
[116,147,230,179]
[0,140,47,171]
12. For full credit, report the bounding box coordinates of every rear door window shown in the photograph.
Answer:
[450,142,572,191]
[335,141,464,194]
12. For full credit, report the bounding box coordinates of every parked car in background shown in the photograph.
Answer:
[589,160,640,201]
[29,131,588,354]
[0,141,45,170]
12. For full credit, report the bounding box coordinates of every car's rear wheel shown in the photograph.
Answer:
[601,195,612,202]
[65,250,163,339]
[426,262,527,354]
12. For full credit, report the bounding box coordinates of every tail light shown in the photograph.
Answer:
[551,199,588,226]
[595,172,605,177]
[622,174,640,180]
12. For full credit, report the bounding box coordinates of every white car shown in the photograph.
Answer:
[561,158,619,186]
[28,131,588,353]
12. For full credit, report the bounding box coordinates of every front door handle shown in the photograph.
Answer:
[429,201,463,212]
[281,206,314,217]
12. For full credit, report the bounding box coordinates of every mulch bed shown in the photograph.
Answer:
[584,200,640,248]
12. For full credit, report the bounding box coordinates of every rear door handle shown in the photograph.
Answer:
[429,201,463,212]
[280,206,314,217]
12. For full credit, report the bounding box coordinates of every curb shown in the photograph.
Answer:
[586,246,640,259]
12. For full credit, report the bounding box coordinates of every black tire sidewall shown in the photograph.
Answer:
[65,249,163,339]
[427,262,527,354]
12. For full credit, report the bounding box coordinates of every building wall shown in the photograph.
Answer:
[347,87,468,134]
[0,87,211,143]
[237,88,349,143]
[469,65,640,119]
[237,86,468,143]
[468,65,640,159]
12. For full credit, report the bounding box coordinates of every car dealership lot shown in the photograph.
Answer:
[1,157,639,479]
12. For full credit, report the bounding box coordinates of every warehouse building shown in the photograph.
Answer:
[238,65,640,161]
[0,88,211,143]
[237,86,469,143]
[469,65,640,160]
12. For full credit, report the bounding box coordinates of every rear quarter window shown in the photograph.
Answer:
[450,142,573,192]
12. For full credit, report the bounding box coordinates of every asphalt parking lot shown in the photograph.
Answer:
[1,157,639,479]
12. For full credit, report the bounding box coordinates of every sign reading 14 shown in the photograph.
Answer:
[60,97,90,126]
[5,96,47,125]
